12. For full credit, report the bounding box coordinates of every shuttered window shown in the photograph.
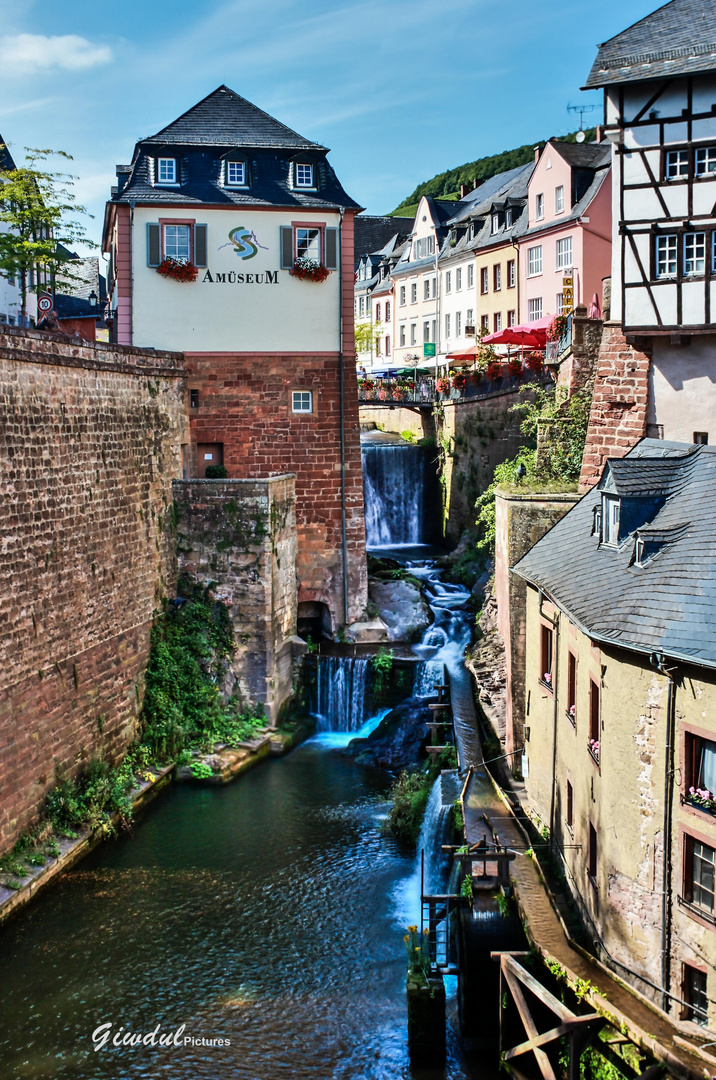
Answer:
[147,224,160,267]
[324,227,338,270]
[194,225,207,268]
[280,227,294,270]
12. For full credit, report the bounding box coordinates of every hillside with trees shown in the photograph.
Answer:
[389,129,596,216]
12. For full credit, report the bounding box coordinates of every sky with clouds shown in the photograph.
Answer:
[0,0,660,251]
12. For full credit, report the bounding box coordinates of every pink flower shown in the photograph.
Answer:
[544,672,551,684]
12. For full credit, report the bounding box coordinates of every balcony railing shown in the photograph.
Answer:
[544,315,572,362]
[358,367,548,406]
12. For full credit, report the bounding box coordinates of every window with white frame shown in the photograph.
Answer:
[684,232,706,275]
[506,208,513,228]
[416,236,435,258]
[385,335,391,356]
[491,213,500,235]
[666,150,689,179]
[399,324,406,346]
[411,282,417,303]
[467,264,474,289]
[494,312,502,332]
[164,224,191,261]
[527,245,543,276]
[494,264,501,291]
[375,303,381,322]
[480,266,488,294]
[296,227,320,261]
[410,323,417,346]
[292,391,312,413]
[528,297,543,320]
[456,311,462,336]
[556,236,573,270]
[445,313,451,338]
[400,285,406,306]
[157,158,177,184]
[602,495,620,545]
[431,277,437,299]
[556,293,564,314]
[423,278,430,300]
[386,301,391,320]
[508,309,516,327]
[466,307,474,326]
[555,185,565,213]
[535,192,544,220]
[423,321,430,343]
[656,234,678,278]
[295,163,314,187]
[481,314,489,332]
[507,259,516,288]
[359,297,364,316]
[226,160,246,186]
[695,146,716,176]
[445,271,452,293]
[456,267,462,291]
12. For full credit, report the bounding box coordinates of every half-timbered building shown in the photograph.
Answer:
[581,0,716,485]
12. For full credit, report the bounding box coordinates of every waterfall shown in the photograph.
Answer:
[413,660,445,698]
[361,442,427,547]
[313,656,370,733]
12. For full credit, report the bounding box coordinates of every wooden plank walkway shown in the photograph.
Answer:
[449,677,711,1080]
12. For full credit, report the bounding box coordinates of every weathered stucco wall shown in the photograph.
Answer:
[493,492,579,759]
[522,587,716,1027]
[648,336,716,444]
[173,476,298,722]
[0,327,188,853]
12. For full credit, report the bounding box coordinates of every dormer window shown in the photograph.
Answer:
[505,208,513,228]
[295,163,314,188]
[226,160,247,186]
[157,158,177,184]
[491,213,500,235]
[634,538,645,566]
[602,495,620,545]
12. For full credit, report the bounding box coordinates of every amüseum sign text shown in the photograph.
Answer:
[201,270,279,284]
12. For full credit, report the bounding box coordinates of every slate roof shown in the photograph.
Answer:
[551,142,611,170]
[519,146,610,243]
[54,256,106,320]
[440,163,535,262]
[513,439,716,669]
[355,215,413,264]
[584,0,716,88]
[0,135,16,171]
[107,86,360,213]
[145,85,325,150]
[447,164,535,225]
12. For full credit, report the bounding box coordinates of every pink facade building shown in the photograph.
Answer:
[518,140,611,322]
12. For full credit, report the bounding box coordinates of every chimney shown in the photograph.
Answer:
[534,145,541,163]
[473,178,478,189]
[596,125,603,143]
[460,183,469,198]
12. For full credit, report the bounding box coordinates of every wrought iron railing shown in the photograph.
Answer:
[544,316,572,362]
[357,367,549,406]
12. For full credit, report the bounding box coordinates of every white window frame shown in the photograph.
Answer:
[456,311,462,337]
[656,234,678,278]
[295,163,314,188]
[445,271,452,293]
[555,185,564,214]
[423,278,430,300]
[684,231,706,276]
[494,264,501,291]
[164,223,191,262]
[292,390,313,413]
[467,264,474,289]
[410,323,417,346]
[506,208,513,228]
[527,297,543,321]
[602,495,620,545]
[399,285,406,307]
[556,236,573,270]
[666,150,689,179]
[226,160,247,186]
[445,313,451,338]
[399,324,406,347]
[423,320,430,343]
[385,301,391,321]
[494,312,502,332]
[480,313,489,332]
[157,158,177,184]
[456,267,462,291]
[556,293,564,315]
[508,259,516,288]
[508,310,516,327]
[491,213,500,235]
[480,266,488,294]
[466,307,474,326]
[295,227,320,262]
[535,193,544,220]
[527,245,543,277]
[410,281,418,304]
[695,146,716,176]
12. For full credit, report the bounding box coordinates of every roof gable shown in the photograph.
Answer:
[0,135,17,172]
[143,85,326,151]
[584,0,716,88]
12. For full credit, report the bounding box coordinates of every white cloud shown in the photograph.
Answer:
[0,34,112,75]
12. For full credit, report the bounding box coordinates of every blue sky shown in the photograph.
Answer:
[0,0,660,250]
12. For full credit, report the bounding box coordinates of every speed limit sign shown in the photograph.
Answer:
[38,294,53,314]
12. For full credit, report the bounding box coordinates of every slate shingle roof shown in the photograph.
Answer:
[513,439,716,669]
[108,86,360,212]
[355,215,413,264]
[145,86,325,150]
[0,135,16,171]
[584,0,716,88]
[54,256,106,320]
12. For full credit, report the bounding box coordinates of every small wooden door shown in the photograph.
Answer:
[197,443,223,478]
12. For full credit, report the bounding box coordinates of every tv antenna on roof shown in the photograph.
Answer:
[567,102,598,141]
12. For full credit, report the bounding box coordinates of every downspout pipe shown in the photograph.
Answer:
[547,601,560,860]
[338,206,349,627]
[650,651,678,1015]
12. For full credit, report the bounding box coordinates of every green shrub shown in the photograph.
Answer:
[204,464,228,479]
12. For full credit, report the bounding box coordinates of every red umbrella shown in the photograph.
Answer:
[445,346,482,361]
[482,315,551,347]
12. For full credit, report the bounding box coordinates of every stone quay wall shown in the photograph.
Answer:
[185,351,367,630]
[172,477,298,722]
[0,327,188,853]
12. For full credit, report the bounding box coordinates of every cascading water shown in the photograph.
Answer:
[361,437,429,547]
[313,655,369,733]
[395,773,453,922]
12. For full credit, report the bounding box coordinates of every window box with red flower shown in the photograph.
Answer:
[546,315,569,342]
[156,258,199,282]
[291,257,330,282]
[507,357,523,378]
[486,360,503,381]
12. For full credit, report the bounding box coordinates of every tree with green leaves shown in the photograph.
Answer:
[0,147,94,323]
[355,318,380,357]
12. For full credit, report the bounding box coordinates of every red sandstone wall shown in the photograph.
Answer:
[0,327,187,852]
[579,323,650,491]
[185,351,367,628]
